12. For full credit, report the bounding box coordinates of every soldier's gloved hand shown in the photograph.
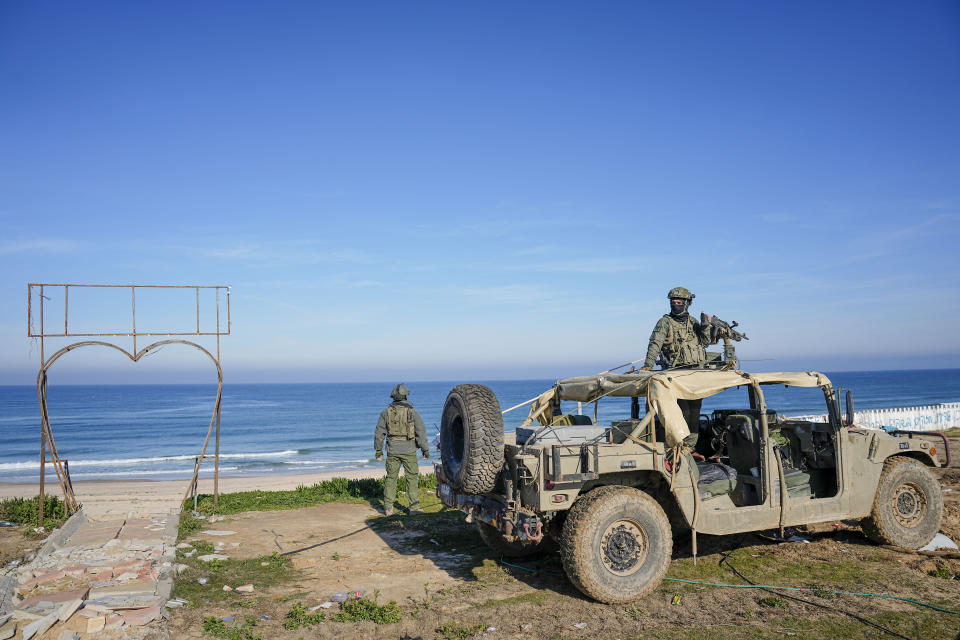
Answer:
[376,453,382,461]
[422,451,430,460]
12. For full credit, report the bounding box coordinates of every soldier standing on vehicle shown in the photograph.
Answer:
[375,383,429,516]
[641,287,716,440]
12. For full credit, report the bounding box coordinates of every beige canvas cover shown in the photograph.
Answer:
[522,370,831,448]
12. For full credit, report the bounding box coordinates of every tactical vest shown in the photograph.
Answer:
[661,315,706,366]
[386,404,416,439]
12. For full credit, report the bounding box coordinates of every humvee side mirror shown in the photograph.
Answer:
[844,389,854,426]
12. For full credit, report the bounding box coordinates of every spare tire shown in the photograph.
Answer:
[441,384,504,495]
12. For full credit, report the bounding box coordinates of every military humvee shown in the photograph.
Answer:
[435,368,947,603]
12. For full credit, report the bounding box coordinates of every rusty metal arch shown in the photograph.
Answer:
[36,339,225,518]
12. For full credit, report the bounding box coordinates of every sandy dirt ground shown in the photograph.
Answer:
[163,459,960,640]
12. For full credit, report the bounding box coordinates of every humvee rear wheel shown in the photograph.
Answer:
[477,521,550,558]
[560,485,671,603]
[862,457,943,549]
[440,384,504,495]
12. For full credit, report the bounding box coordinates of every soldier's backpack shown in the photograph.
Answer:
[386,404,416,439]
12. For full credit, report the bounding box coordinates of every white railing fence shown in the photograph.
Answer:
[789,402,960,431]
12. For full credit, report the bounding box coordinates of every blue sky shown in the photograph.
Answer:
[1,1,958,384]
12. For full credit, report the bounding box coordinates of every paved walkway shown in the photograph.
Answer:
[0,510,176,639]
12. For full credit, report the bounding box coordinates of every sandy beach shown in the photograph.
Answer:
[0,465,434,518]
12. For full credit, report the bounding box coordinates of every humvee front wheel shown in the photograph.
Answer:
[477,521,550,558]
[862,457,943,549]
[560,485,672,603]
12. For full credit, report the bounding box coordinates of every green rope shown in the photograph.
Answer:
[661,577,960,615]
[496,559,960,616]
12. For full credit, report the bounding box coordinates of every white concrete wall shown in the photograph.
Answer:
[789,402,960,431]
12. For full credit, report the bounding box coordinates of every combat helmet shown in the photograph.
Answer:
[390,383,410,401]
[667,286,694,301]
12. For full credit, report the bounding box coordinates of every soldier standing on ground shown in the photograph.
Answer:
[375,384,429,516]
[641,287,716,440]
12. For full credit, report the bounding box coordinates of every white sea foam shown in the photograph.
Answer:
[0,450,299,471]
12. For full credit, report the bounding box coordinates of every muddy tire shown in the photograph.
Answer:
[560,485,672,603]
[440,384,504,495]
[862,457,943,549]
[477,521,550,558]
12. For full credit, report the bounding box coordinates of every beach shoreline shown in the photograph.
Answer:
[0,465,434,518]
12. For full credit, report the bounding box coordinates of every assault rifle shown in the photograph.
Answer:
[701,313,748,342]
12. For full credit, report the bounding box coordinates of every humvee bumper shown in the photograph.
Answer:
[435,464,544,542]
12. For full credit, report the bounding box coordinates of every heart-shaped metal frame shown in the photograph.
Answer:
[36,339,224,515]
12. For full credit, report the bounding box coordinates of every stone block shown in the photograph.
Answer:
[0,622,14,640]
[57,598,84,622]
[88,578,156,599]
[105,613,123,630]
[120,603,160,627]
[197,554,228,563]
[59,630,80,640]
[17,587,89,609]
[20,610,58,639]
[85,615,106,633]
[235,584,254,593]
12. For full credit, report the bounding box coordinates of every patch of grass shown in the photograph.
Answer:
[625,602,644,621]
[0,495,67,530]
[811,586,836,599]
[471,558,509,585]
[282,603,325,630]
[436,622,485,639]
[332,593,402,624]
[758,596,787,608]
[931,563,952,579]
[189,474,439,515]
[478,591,550,608]
[202,615,262,640]
[178,513,204,540]
[172,552,293,604]
[940,427,960,437]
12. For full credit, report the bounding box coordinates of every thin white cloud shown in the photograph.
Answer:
[0,238,81,255]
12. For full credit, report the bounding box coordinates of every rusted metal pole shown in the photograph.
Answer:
[64,285,68,335]
[214,408,221,508]
[131,286,136,355]
[39,403,45,528]
[195,287,200,335]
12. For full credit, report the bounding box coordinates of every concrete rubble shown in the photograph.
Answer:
[0,509,177,639]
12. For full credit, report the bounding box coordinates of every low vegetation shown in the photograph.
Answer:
[0,494,67,530]
[332,592,402,624]
[282,602,325,630]
[171,549,293,605]
[187,473,438,516]
[202,615,262,640]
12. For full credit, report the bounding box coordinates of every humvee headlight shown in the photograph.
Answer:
[552,494,567,503]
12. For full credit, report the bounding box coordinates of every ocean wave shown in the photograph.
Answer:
[67,466,239,478]
[0,450,299,471]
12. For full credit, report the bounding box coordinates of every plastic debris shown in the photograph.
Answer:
[573,622,587,629]
[331,592,349,602]
[236,584,254,593]
[260,615,271,621]
[222,615,234,622]
[486,626,497,632]
[429,539,440,545]
[919,533,959,552]
[0,520,16,527]
[197,578,208,585]
[223,585,233,592]
[672,594,683,605]
[786,535,811,544]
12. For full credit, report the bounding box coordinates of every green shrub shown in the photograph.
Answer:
[0,495,67,529]
[202,615,261,640]
[332,596,402,624]
[436,622,486,639]
[283,602,326,630]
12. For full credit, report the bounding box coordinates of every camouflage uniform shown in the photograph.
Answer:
[375,385,429,513]
[643,313,713,369]
[644,288,716,441]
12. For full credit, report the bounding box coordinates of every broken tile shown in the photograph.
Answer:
[197,554,228,562]
[20,610,58,640]
[235,584,254,594]
[120,603,161,627]
[84,616,106,633]
[17,587,90,609]
[57,598,84,622]
[104,613,124,630]
[202,530,236,536]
